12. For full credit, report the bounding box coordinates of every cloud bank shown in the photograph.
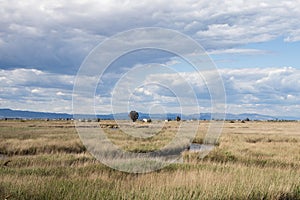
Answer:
[1,1,300,117]
[1,0,300,73]
[1,66,299,117]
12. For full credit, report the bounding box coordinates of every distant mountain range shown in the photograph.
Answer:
[0,108,72,119]
[0,108,298,121]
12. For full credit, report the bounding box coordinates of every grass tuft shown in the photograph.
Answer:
[0,120,299,199]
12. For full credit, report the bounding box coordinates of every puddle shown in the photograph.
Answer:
[189,143,215,152]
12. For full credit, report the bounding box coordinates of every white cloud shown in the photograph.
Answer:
[1,1,300,117]
[31,89,40,94]
[1,66,300,117]
[0,68,74,88]
[286,94,296,100]
[220,67,300,116]
[0,68,74,112]
[92,63,300,117]
[208,48,270,55]
[284,29,300,42]
[0,0,300,73]
[56,91,66,96]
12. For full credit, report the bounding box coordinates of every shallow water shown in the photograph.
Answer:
[189,143,215,152]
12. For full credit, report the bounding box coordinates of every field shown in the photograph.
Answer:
[0,120,300,199]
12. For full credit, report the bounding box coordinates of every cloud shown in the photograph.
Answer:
[220,67,300,116]
[92,60,300,116]
[1,66,300,117]
[0,68,74,89]
[0,68,74,112]
[1,0,300,74]
[284,29,300,42]
[208,48,270,55]
[1,1,300,117]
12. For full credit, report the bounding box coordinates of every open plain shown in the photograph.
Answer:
[0,120,299,199]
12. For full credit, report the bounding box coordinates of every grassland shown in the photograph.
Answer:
[0,120,299,199]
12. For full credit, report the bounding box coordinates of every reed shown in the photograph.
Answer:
[0,120,299,199]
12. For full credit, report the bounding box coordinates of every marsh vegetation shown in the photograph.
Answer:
[0,120,299,199]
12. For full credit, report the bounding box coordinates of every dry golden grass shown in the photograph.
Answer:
[0,120,299,199]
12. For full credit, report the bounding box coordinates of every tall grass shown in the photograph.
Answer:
[0,120,299,199]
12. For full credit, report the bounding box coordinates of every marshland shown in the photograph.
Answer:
[0,120,299,199]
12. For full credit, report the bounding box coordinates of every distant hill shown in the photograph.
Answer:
[0,108,298,121]
[0,108,72,119]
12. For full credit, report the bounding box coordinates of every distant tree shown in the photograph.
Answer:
[176,116,181,121]
[129,111,139,122]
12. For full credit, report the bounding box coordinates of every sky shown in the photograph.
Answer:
[1,0,300,118]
